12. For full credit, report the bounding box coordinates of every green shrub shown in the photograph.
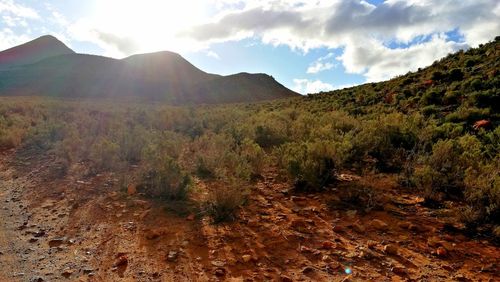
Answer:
[255,125,286,148]
[117,126,149,164]
[443,91,460,105]
[141,155,190,200]
[204,178,247,223]
[420,90,442,106]
[413,136,483,202]
[431,70,445,81]
[89,138,122,172]
[461,161,500,228]
[353,113,418,171]
[448,68,464,81]
[23,121,64,151]
[277,140,346,190]
[238,138,267,177]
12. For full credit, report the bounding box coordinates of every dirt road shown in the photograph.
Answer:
[0,149,499,281]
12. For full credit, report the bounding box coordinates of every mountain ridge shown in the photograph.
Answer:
[0,35,298,104]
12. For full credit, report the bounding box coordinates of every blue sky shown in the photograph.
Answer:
[1,0,498,93]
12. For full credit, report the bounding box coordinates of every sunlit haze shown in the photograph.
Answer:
[1,0,499,93]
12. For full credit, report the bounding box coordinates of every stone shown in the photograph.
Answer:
[113,255,128,267]
[427,236,442,247]
[145,230,161,240]
[241,255,252,263]
[392,266,407,276]
[436,246,447,257]
[127,184,137,196]
[30,277,44,282]
[167,251,178,262]
[211,260,225,267]
[371,219,389,231]
[186,214,195,221]
[214,268,226,277]
[332,225,344,233]
[352,223,365,233]
[280,275,293,282]
[291,219,310,233]
[322,241,336,250]
[397,222,411,229]
[61,269,73,278]
[302,266,314,274]
[367,240,378,249]
[383,244,398,255]
[82,268,94,275]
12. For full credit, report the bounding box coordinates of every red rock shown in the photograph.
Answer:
[321,241,336,250]
[397,222,411,229]
[392,266,407,275]
[241,255,252,263]
[352,223,365,233]
[332,225,344,233]
[113,255,128,267]
[371,219,389,231]
[367,240,378,249]
[436,246,447,257]
[214,268,226,277]
[127,184,137,195]
[186,214,195,221]
[280,275,293,282]
[383,244,398,255]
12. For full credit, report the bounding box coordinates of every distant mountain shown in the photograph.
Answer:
[0,35,75,70]
[0,36,298,104]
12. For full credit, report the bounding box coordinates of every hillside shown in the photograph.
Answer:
[307,37,500,126]
[0,36,298,104]
[0,35,75,70]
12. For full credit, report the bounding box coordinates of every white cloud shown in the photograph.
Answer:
[339,34,468,82]
[205,50,220,59]
[307,52,336,74]
[293,78,334,94]
[0,28,30,50]
[185,0,500,81]
[0,0,39,19]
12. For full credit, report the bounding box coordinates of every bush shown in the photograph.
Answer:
[255,125,286,148]
[420,90,442,106]
[431,70,445,81]
[443,91,461,105]
[277,140,344,190]
[141,155,190,200]
[89,138,122,172]
[117,126,149,164]
[413,136,483,202]
[238,138,267,177]
[204,178,246,223]
[448,68,464,81]
[461,161,500,228]
[23,121,64,151]
[352,113,418,171]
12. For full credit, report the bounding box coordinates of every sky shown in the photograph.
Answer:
[0,0,499,94]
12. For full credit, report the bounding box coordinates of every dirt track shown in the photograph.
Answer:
[0,150,499,281]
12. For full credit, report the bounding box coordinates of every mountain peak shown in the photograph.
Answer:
[0,35,75,69]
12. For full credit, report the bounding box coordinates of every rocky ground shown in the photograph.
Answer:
[0,149,499,282]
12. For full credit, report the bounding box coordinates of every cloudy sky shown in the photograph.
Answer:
[1,0,499,93]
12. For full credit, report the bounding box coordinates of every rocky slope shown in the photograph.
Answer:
[0,149,498,281]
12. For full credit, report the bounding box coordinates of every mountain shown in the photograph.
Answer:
[0,35,75,70]
[0,36,298,104]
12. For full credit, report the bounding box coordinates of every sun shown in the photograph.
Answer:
[90,0,207,55]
